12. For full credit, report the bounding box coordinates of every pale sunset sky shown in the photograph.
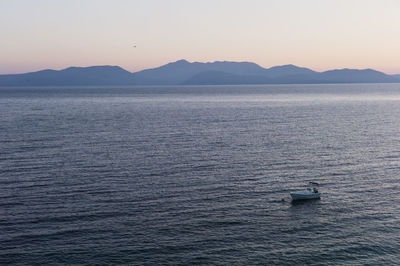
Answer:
[1,0,399,74]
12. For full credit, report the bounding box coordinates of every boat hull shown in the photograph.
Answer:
[290,191,320,200]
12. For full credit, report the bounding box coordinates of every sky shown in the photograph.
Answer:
[1,0,400,74]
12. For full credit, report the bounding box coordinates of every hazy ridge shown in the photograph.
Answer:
[0,59,399,86]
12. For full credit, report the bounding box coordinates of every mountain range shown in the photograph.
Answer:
[0,59,399,86]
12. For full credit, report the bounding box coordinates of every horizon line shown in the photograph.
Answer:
[1,59,399,76]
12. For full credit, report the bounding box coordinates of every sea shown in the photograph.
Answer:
[1,84,400,265]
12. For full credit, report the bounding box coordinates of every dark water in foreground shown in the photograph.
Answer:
[1,84,400,265]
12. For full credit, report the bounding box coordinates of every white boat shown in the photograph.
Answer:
[290,182,320,200]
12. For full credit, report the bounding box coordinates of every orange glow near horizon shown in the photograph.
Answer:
[1,0,400,75]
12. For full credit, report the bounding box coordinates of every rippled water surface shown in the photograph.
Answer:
[1,84,400,265]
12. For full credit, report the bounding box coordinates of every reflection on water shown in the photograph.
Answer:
[1,84,400,265]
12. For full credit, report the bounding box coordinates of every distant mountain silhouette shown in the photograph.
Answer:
[135,60,398,85]
[132,59,269,85]
[317,68,398,83]
[263,64,317,78]
[0,60,399,86]
[184,71,271,85]
[0,66,135,86]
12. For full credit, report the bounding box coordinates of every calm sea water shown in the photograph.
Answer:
[1,84,400,265]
